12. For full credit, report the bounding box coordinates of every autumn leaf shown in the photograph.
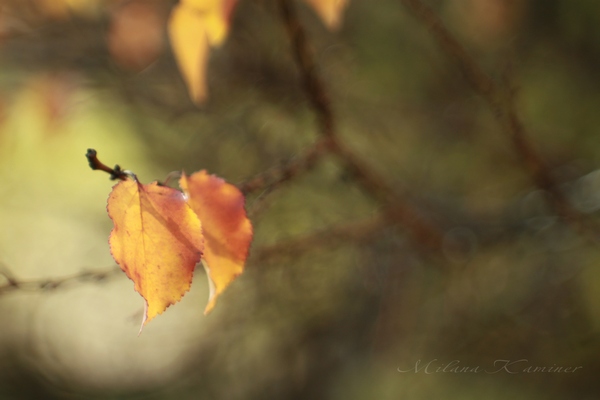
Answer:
[180,170,252,314]
[167,4,210,104]
[108,179,204,332]
[107,1,164,72]
[168,0,238,104]
[303,0,349,30]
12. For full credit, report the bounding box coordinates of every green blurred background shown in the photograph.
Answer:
[1,0,599,399]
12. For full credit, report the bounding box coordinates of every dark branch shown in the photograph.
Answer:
[278,0,335,138]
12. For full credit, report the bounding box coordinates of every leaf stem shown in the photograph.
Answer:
[86,149,132,181]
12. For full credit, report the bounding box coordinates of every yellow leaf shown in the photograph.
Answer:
[108,179,204,332]
[168,0,237,104]
[304,0,349,30]
[107,1,164,72]
[168,3,210,105]
[180,0,235,46]
[202,8,229,46]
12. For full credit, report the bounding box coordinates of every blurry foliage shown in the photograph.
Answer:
[1,0,600,399]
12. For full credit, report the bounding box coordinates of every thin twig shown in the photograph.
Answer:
[0,265,122,295]
[237,137,333,195]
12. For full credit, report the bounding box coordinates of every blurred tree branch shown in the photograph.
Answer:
[0,264,122,295]
[237,137,332,195]
[253,214,388,262]
[277,0,446,254]
[399,0,600,241]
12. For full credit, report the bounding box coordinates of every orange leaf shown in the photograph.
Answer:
[304,0,349,30]
[180,171,252,314]
[108,179,204,332]
[107,1,164,72]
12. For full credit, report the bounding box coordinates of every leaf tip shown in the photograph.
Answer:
[202,260,217,315]
[138,300,149,336]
